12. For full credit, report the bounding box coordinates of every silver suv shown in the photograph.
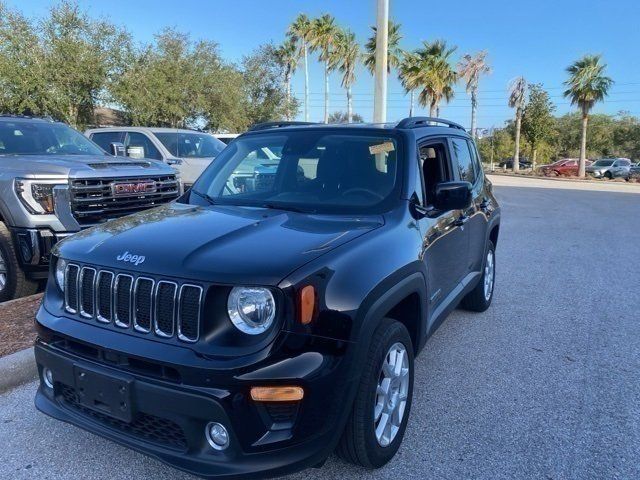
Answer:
[85,127,226,188]
[586,158,632,179]
[0,116,180,301]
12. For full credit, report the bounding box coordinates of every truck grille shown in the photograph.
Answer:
[70,175,179,226]
[64,264,202,343]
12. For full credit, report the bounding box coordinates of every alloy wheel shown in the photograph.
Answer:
[484,249,495,301]
[374,342,410,447]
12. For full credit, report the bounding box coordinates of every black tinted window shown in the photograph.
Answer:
[451,138,476,184]
[90,131,124,152]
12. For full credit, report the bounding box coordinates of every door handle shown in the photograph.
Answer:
[454,215,469,227]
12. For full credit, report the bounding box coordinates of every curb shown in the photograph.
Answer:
[0,347,37,394]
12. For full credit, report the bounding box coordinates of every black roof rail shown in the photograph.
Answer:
[396,117,466,131]
[249,121,319,132]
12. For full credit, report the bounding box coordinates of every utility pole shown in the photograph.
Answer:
[373,0,389,123]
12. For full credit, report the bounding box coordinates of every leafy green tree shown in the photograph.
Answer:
[309,14,339,123]
[363,20,403,75]
[402,40,457,117]
[328,111,364,123]
[330,28,360,123]
[522,84,555,168]
[508,76,527,172]
[563,54,614,177]
[458,51,491,139]
[287,14,312,121]
[242,43,298,127]
[398,52,419,117]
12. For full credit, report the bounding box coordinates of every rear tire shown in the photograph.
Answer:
[336,318,414,469]
[604,171,613,179]
[461,240,496,312]
[0,222,38,302]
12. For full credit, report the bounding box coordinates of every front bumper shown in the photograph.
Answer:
[34,309,355,479]
[12,227,73,277]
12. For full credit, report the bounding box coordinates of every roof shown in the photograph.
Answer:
[86,126,206,134]
[0,115,57,123]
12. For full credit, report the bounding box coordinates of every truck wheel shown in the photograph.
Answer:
[0,222,38,302]
[461,240,496,312]
[336,318,414,468]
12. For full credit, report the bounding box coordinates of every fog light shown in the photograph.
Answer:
[43,368,54,389]
[205,422,229,450]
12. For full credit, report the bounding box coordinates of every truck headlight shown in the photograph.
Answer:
[15,179,66,214]
[227,287,276,335]
[55,257,67,292]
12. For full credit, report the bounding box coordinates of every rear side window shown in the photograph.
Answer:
[126,132,162,160]
[450,138,477,184]
[90,131,124,152]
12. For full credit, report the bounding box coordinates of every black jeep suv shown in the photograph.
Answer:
[34,118,500,478]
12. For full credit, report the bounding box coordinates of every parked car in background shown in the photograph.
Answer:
[544,159,594,176]
[213,133,239,145]
[586,158,632,179]
[539,158,576,175]
[498,157,532,170]
[0,115,180,302]
[628,162,640,180]
[86,127,226,188]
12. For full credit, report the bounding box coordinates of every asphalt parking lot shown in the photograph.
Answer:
[1,175,639,480]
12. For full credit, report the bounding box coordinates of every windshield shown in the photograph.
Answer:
[593,160,614,166]
[191,131,401,214]
[0,120,105,156]
[155,132,225,158]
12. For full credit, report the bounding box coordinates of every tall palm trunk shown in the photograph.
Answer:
[347,86,353,123]
[284,71,291,120]
[323,58,329,123]
[532,145,537,170]
[513,108,522,172]
[409,90,414,117]
[429,100,437,117]
[303,42,309,122]
[470,87,478,139]
[579,109,588,178]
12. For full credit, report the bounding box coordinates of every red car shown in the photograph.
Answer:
[540,159,592,176]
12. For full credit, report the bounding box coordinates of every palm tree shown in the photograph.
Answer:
[564,54,613,177]
[458,51,491,139]
[402,40,458,117]
[508,76,527,173]
[398,52,419,117]
[309,14,339,123]
[329,29,360,123]
[274,39,298,120]
[363,20,403,75]
[288,14,312,121]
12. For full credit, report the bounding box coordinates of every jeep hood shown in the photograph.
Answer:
[56,203,383,285]
[1,154,173,177]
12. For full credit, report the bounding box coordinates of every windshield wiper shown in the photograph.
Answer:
[190,189,216,205]
[260,203,314,214]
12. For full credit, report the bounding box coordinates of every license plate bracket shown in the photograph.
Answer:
[73,365,135,423]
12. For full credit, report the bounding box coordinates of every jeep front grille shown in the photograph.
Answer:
[64,264,202,343]
[69,175,179,226]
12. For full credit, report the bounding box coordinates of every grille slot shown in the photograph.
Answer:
[134,277,154,333]
[96,271,114,323]
[64,264,80,314]
[69,175,180,226]
[79,267,96,318]
[63,265,202,344]
[155,281,177,337]
[178,285,202,342]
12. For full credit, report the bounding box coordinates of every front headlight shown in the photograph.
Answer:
[227,287,276,335]
[15,179,66,214]
[55,257,67,292]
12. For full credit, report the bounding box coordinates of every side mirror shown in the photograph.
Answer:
[109,142,125,156]
[434,181,472,211]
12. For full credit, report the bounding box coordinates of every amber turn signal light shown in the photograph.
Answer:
[299,285,315,325]
[250,386,304,402]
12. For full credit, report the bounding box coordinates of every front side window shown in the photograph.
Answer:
[192,131,401,214]
[90,131,124,152]
[0,121,105,156]
[593,160,614,167]
[450,137,476,184]
[155,132,225,158]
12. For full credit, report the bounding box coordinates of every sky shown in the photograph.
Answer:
[8,0,640,129]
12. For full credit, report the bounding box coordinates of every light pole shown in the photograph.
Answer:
[373,0,389,123]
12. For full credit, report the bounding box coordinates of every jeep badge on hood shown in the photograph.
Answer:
[116,251,146,266]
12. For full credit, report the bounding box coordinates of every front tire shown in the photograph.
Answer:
[336,318,414,469]
[461,240,496,312]
[0,222,38,302]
